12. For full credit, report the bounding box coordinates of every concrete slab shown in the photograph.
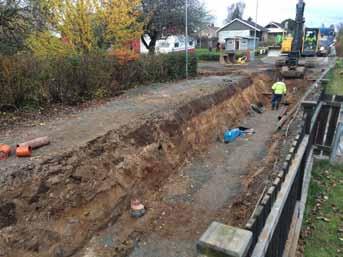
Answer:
[197,222,252,257]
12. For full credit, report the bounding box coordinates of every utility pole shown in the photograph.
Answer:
[185,0,189,79]
[252,0,259,61]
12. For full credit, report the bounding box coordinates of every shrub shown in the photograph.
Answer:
[196,48,220,61]
[0,51,197,108]
[198,53,220,61]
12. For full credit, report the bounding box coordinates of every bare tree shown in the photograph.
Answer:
[225,1,246,23]
[141,0,211,54]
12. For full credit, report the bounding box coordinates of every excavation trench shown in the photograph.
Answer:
[0,71,310,257]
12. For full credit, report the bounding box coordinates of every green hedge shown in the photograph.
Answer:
[0,52,197,108]
[196,48,220,61]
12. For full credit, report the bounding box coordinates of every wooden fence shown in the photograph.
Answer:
[197,63,342,257]
[244,94,342,257]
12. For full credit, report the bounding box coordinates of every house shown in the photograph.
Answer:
[217,18,268,52]
[196,24,219,49]
[140,35,195,54]
[265,22,287,43]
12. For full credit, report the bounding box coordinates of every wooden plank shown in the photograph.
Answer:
[283,149,314,257]
[330,105,343,162]
[325,106,340,146]
[282,202,301,257]
[310,102,323,133]
[322,106,333,148]
[330,122,343,163]
[315,105,330,145]
[304,109,313,134]
[321,94,334,101]
[323,101,341,108]
[314,144,331,153]
[335,95,343,102]
[301,100,317,108]
[277,104,299,130]
[251,136,309,257]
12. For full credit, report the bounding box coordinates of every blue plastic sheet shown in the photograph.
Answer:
[224,128,242,143]
[224,127,255,143]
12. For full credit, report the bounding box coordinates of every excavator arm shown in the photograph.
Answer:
[281,0,306,78]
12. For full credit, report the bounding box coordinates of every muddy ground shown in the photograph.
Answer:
[71,77,314,257]
[0,58,329,257]
[0,70,271,256]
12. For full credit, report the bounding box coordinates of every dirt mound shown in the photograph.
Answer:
[0,73,274,257]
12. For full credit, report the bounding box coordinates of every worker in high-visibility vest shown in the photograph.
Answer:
[271,79,287,110]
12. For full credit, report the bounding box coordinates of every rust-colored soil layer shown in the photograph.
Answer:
[0,72,271,257]
[0,61,325,257]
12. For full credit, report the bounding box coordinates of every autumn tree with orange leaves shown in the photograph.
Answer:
[27,0,142,57]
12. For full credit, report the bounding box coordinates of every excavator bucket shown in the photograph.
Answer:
[281,66,305,79]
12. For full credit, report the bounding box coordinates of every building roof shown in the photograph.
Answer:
[265,22,284,29]
[198,24,220,38]
[245,19,268,32]
[272,22,283,28]
[217,18,267,33]
[265,22,287,34]
[207,24,220,31]
[199,24,219,31]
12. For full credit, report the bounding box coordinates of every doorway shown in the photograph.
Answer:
[235,39,240,50]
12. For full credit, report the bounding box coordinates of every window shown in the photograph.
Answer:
[174,42,180,48]
[159,42,170,48]
[189,41,193,46]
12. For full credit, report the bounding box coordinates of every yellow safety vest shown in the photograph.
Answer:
[272,82,287,95]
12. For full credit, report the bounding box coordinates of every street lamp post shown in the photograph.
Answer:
[252,0,259,61]
[185,0,189,79]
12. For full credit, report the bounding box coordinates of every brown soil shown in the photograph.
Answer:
[0,62,322,257]
[0,73,272,257]
[77,79,312,257]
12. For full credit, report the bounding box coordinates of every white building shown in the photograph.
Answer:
[216,18,267,52]
[140,35,195,54]
[264,22,287,42]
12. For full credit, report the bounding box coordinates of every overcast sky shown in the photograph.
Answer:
[203,0,343,28]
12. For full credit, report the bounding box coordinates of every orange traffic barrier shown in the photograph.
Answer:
[16,146,32,157]
[17,136,50,149]
[0,144,12,160]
